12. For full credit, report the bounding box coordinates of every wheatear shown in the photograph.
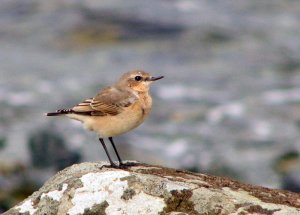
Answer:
[46,70,163,167]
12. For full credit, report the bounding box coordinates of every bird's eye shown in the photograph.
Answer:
[135,76,142,81]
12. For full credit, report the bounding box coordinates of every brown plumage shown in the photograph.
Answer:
[46,70,163,167]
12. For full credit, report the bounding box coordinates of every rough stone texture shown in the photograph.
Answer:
[3,161,300,215]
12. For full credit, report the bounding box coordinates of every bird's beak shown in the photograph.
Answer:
[149,76,164,81]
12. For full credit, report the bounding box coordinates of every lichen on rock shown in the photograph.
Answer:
[3,161,300,215]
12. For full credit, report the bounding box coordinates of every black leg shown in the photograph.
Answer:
[108,137,124,166]
[99,138,117,167]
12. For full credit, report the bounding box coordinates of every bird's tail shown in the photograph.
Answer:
[45,109,73,116]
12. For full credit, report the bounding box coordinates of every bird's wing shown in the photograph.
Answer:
[72,87,137,116]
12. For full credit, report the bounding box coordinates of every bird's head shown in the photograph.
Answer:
[118,70,164,93]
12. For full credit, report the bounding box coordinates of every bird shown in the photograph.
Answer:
[45,70,164,168]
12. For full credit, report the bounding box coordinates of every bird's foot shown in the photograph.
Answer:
[101,162,119,169]
[100,161,138,169]
[118,162,138,169]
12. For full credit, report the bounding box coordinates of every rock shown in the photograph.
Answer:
[3,161,300,215]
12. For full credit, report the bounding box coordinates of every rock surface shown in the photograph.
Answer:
[3,161,300,215]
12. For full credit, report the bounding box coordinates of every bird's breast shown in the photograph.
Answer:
[139,92,152,118]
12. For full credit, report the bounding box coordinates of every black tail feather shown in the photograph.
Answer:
[45,109,74,116]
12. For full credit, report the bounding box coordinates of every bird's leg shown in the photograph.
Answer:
[99,138,117,167]
[108,137,124,166]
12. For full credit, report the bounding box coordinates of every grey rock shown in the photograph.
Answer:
[3,161,300,215]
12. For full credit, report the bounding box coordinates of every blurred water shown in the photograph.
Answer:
[1,1,300,208]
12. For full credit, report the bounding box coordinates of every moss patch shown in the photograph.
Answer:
[162,189,198,214]
[83,201,109,215]
[35,196,60,215]
[235,204,281,215]
[121,188,136,201]
[120,175,139,187]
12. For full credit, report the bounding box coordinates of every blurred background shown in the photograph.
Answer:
[1,0,300,211]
